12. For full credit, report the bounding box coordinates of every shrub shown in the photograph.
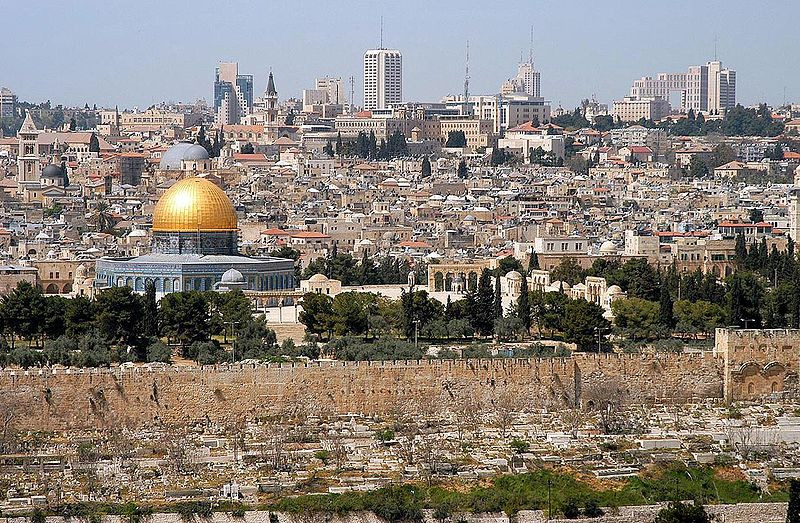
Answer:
[510,439,530,454]
[562,498,580,519]
[584,499,605,518]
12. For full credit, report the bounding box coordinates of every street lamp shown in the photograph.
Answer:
[223,320,240,362]
[594,326,602,353]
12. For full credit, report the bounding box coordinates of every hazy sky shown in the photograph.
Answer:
[3,0,798,110]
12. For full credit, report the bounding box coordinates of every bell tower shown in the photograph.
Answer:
[17,110,40,182]
[265,71,278,125]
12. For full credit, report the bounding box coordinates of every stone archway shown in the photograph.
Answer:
[434,272,444,292]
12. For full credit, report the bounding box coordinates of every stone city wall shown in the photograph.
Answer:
[0,353,723,431]
[0,503,789,523]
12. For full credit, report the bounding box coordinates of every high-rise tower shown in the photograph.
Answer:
[363,49,402,110]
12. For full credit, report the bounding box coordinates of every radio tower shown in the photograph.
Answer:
[349,75,355,114]
[463,40,470,116]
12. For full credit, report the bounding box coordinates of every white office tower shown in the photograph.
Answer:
[629,60,736,114]
[501,62,541,97]
[363,49,402,110]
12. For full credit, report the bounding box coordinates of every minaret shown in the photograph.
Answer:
[265,71,278,125]
[17,110,40,182]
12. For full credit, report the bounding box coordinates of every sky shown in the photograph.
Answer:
[2,0,799,110]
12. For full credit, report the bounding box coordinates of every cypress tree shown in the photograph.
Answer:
[518,276,531,332]
[787,479,800,523]
[528,251,540,271]
[335,131,343,156]
[494,275,502,319]
[658,283,675,329]
[421,156,431,177]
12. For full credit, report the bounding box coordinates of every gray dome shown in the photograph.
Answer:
[221,268,245,284]
[41,164,64,179]
[159,143,210,170]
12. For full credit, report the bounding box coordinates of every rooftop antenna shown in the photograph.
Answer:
[713,34,718,61]
[380,16,383,49]
[463,40,470,104]
[349,75,355,113]
[529,25,534,64]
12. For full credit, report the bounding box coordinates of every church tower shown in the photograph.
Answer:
[265,71,278,125]
[17,110,40,182]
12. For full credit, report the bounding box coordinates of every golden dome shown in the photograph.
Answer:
[152,177,238,232]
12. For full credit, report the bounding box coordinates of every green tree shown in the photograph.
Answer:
[323,139,334,158]
[550,258,586,286]
[528,251,540,271]
[787,478,800,523]
[467,269,496,336]
[445,130,467,147]
[517,276,531,332]
[335,132,343,156]
[688,154,710,178]
[496,256,525,276]
[332,292,377,336]
[563,299,610,352]
[658,283,675,329]
[65,295,94,338]
[457,159,468,178]
[493,275,502,319]
[654,501,711,523]
[299,292,334,341]
[400,290,443,339]
[726,271,764,327]
[240,142,255,154]
[142,281,158,338]
[612,258,660,301]
[612,298,665,341]
[421,156,431,177]
[0,281,47,346]
[158,291,211,350]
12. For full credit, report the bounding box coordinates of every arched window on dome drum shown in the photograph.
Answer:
[126,277,133,288]
[135,277,143,291]
[173,278,180,292]
[165,279,173,293]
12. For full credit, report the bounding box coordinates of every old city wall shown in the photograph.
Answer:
[0,503,789,523]
[0,353,724,431]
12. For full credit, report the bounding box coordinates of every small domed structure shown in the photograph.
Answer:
[599,240,618,255]
[607,285,623,295]
[309,273,329,283]
[159,142,211,170]
[506,270,522,280]
[221,268,245,284]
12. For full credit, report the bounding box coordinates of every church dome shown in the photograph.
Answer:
[41,164,64,179]
[152,177,237,232]
[159,142,210,170]
[308,273,329,283]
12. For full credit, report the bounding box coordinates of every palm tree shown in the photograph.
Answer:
[90,200,115,234]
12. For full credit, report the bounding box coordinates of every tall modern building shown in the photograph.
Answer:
[0,87,17,119]
[628,60,736,114]
[214,62,254,125]
[363,49,402,110]
[501,62,541,98]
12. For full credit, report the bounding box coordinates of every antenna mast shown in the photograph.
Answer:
[463,40,470,115]
[349,75,355,114]
[380,16,383,49]
[529,25,534,64]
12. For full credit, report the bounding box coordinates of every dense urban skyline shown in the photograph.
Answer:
[3,0,799,109]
